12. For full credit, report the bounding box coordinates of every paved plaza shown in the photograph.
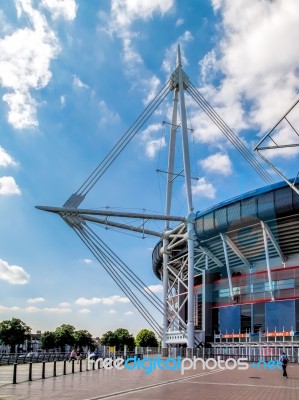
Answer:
[0,361,298,400]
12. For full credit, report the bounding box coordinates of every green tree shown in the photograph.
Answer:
[41,331,56,351]
[101,328,135,350]
[100,330,115,347]
[135,329,158,347]
[54,324,75,351]
[74,330,94,350]
[0,318,31,351]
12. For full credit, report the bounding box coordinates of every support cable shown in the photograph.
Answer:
[73,225,162,336]
[187,83,274,184]
[74,80,172,199]
[84,224,165,314]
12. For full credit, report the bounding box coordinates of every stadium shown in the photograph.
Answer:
[152,179,299,345]
[39,46,299,352]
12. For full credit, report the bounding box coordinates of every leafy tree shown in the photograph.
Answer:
[74,330,95,350]
[41,331,56,351]
[101,328,135,350]
[100,330,115,347]
[135,329,158,347]
[0,318,31,350]
[54,324,75,351]
[114,328,135,350]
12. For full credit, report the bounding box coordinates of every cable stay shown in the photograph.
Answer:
[64,79,173,208]
[254,97,299,196]
[186,82,274,185]
[73,224,163,337]
[84,224,165,313]
[69,225,163,333]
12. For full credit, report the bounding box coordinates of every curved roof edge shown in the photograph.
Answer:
[196,179,295,219]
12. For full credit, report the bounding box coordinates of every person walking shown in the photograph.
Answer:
[280,352,289,378]
[69,349,77,363]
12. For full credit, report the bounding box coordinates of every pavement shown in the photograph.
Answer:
[0,360,298,400]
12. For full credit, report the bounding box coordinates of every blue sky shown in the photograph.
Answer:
[0,0,299,338]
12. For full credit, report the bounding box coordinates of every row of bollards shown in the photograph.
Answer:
[12,358,90,384]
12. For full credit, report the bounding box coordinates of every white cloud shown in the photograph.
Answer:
[82,258,92,264]
[75,295,130,306]
[162,31,194,75]
[0,0,61,129]
[146,138,166,159]
[99,0,173,102]
[0,147,17,168]
[192,177,216,199]
[25,306,72,313]
[60,95,66,108]
[175,18,184,27]
[108,309,117,314]
[0,306,21,313]
[78,308,91,314]
[73,75,89,89]
[200,0,299,147]
[0,259,30,285]
[27,297,46,304]
[124,311,133,316]
[0,10,13,35]
[0,304,71,313]
[99,100,120,126]
[142,75,161,105]
[40,0,77,21]
[59,302,71,307]
[200,153,233,176]
[145,284,163,294]
[0,176,21,195]
[110,0,174,27]
[141,123,166,159]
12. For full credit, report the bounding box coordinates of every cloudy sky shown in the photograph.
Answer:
[0,0,299,338]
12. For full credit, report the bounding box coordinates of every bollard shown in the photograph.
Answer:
[63,360,67,375]
[13,363,17,384]
[92,360,95,370]
[72,359,75,374]
[79,358,82,372]
[53,360,57,377]
[29,362,33,381]
[42,361,46,379]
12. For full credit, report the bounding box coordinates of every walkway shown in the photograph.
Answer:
[0,361,298,399]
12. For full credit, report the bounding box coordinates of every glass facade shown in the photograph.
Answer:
[194,266,299,335]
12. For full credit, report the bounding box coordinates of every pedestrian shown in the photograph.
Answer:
[280,352,289,378]
[69,349,77,362]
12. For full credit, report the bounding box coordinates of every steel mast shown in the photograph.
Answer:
[162,45,196,352]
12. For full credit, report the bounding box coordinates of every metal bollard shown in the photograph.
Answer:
[42,361,46,379]
[72,359,75,373]
[29,362,33,381]
[13,363,17,384]
[63,360,66,375]
[79,358,82,372]
[92,360,95,370]
[53,360,57,377]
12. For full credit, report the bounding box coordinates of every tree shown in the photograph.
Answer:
[114,328,135,350]
[41,331,56,351]
[135,329,158,347]
[74,330,95,350]
[54,324,75,351]
[0,318,31,351]
[101,328,135,350]
[100,330,115,347]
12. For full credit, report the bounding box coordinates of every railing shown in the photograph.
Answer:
[0,353,144,385]
[0,353,70,365]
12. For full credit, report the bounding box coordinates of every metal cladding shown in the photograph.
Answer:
[195,180,299,240]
